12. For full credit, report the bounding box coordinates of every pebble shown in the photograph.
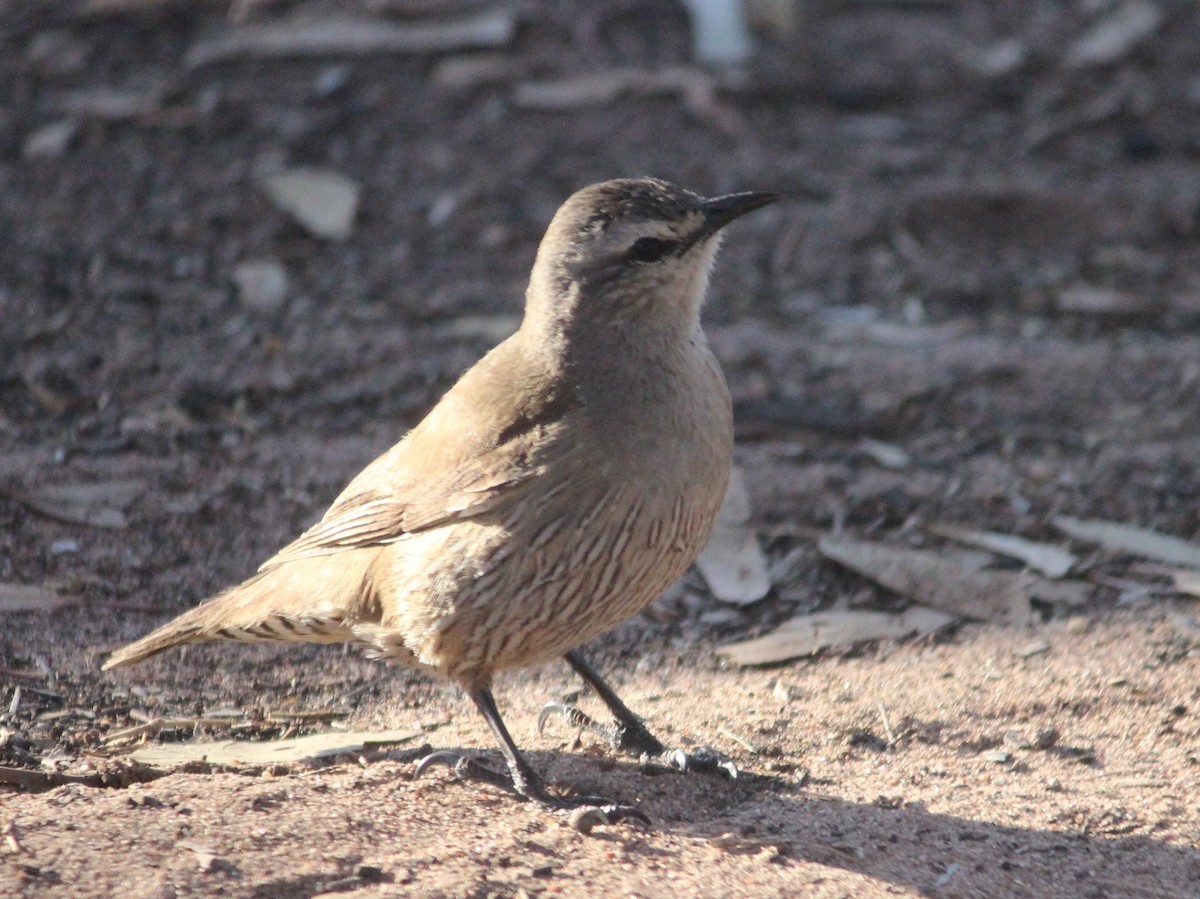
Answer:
[232,259,289,314]
[23,119,79,159]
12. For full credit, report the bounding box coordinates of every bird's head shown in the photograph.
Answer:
[523,178,777,349]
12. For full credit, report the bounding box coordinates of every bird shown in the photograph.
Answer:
[104,177,777,822]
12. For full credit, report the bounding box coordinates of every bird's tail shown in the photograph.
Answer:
[102,550,379,670]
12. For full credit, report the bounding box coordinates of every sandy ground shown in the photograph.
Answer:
[4,1,1200,896]
[7,613,1200,897]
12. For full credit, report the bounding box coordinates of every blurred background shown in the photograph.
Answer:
[2,0,1199,733]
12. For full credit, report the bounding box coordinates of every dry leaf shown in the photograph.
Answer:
[186,10,515,69]
[74,0,172,17]
[1065,0,1162,69]
[1057,285,1141,316]
[680,0,753,65]
[1026,579,1092,607]
[22,119,79,159]
[818,536,1032,624]
[857,439,911,470]
[8,480,146,529]
[0,583,79,613]
[431,53,524,90]
[717,607,953,666]
[1052,516,1200,569]
[177,841,232,873]
[695,467,770,605]
[1173,570,1200,599]
[129,728,420,767]
[260,168,361,241]
[514,67,714,111]
[59,85,164,120]
[928,523,1077,578]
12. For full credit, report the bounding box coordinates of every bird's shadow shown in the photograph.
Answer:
[429,747,1198,898]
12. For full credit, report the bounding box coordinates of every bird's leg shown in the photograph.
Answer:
[414,684,649,826]
[538,650,737,779]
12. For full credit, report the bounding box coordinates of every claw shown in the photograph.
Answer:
[537,701,604,738]
[569,803,652,833]
[536,701,570,736]
[659,747,738,779]
[413,750,465,779]
[689,747,739,780]
[413,750,517,793]
[663,748,690,771]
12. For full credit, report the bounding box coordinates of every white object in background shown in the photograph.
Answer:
[680,0,753,66]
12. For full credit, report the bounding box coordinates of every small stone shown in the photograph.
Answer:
[26,30,89,75]
[50,538,79,555]
[1016,640,1049,658]
[1034,727,1060,750]
[772,680,804,702]
[982,750,1011,764]
[314,66,350,98]
[355,864,383,882]
[1065,615,1089,634]
[260,167,361,241]
[232,259,289,314]
[1004,731,1034,750]
[23,119,79,159]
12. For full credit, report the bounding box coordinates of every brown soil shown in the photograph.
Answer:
[3,2,1200,897]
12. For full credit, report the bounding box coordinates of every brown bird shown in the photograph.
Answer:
[104,178,777,821]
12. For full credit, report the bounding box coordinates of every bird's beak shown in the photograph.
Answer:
[696,191,780,242]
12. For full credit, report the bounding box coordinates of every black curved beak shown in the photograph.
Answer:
[697,190,780,241]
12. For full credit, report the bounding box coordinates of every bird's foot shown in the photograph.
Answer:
[655,746,739,780]
[413,750,515,793]
[412,750,649,830]
[537,702,738,779]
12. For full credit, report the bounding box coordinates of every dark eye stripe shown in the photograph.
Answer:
[627,236,674,263]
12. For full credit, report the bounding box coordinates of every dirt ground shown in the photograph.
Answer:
[3,2,1200,897]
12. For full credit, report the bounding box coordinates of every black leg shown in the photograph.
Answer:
[413,684,650,826]
[538,650,738,779]
[562,650,666,756]
[469,685,552,801]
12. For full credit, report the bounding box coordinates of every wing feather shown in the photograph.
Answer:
[259,341,577,572]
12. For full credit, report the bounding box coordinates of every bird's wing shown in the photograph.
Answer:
[258,346,579,572]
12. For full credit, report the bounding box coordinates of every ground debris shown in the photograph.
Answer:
[927,523,1077,578]
[22,120,79,159]
[102,716,245,748]
[178,840,237,874]
[1052,517,1200,569]
[185,9,515,69]
[0,583,79,614]
[0,762,166,793]
[512,66,742,134]
[7,480,146,530]
[259,167,361,241]
[1172,570,1200,599]
[57,84,165,121]
[1065,0,1162,69]
[717,606,953,666]
[695,467,770,605]
[818,536,1033,624]
[127,728,421,767]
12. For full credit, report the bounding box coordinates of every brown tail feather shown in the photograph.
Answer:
[102,550,379,670]
[102,620,208,669]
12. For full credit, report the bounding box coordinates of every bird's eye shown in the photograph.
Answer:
[627,237,673,263]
